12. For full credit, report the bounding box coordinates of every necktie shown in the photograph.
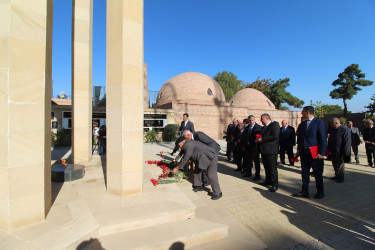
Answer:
[306,120,311,128]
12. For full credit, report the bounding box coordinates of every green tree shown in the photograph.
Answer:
[365,94,375,117]
[244,77,304,109]
[321,104,345,114]
[243,77,272,92]
[213,71,243,101]
[329,64,373,118]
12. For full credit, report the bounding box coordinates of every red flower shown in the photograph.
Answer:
[160,151,163,155]
[150,178,158,186]
[255,134,262,138]
[291,156,299,162]
[147,160,153,164]
[162,156,164,159]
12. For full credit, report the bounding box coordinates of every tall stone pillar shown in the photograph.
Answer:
[106,0,144,196]
[0,0,53,230]
[72,0,93,164]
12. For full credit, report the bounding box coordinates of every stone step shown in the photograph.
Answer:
[95,200,196,236]
[97,218,229,250]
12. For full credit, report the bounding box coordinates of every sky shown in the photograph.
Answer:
[52,0,375,112]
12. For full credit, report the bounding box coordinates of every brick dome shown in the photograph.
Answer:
[155,72,226,106]
[229,88,276,110]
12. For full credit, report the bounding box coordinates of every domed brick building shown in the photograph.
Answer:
[153,72,300,139]
[229,88,276,110]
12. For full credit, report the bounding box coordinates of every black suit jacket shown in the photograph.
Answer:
[179,120,195,133]
[279,125,296,148]
[328,125,351,156]
[246,123,262,150]
[259,121,280,155]
[363,126,375,143]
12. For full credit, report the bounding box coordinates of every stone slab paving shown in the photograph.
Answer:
[146,140,375,249]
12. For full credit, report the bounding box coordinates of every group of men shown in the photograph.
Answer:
[169,109,375,201]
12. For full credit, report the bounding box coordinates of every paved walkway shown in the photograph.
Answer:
[148,140,375,249]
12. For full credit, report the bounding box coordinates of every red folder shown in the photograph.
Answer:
[309,146,329,159]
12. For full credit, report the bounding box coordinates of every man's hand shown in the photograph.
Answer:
[171,166,180,175]
[315,154,325,159]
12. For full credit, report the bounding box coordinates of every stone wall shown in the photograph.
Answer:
[170,102,301,140]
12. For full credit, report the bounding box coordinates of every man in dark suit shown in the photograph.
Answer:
[328,118,351,183]
[179,113,195,133]
[363,119,375,168]
[182,130,220,185]
[225,118,239,162]
[279,120,296,166]
[243,115,262,180]
[233,121,246,173]
[347,121,361,164]
[294,106,327,199]
[256,114,280,192]
[171,139,222,200]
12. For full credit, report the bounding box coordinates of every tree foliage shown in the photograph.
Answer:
[310,101,346,118]
[244,77,304,109]
[329,64,373,117]
[365,94,375,117]
[213,71,243,101]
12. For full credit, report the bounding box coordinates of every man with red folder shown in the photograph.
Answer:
[293,106,327,199]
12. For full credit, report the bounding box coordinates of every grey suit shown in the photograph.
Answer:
[349,126,361,162]
[179,140,222,196]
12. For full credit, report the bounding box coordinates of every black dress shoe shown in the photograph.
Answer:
[269,185,278,192]
[193,186,203,192]
[259,181,270,186]
[211,192,222,200]
[253,176,260,181]
[242,172,252,177]
[293,191,309,198]
[314,193,324,199]
[329,176,337,180]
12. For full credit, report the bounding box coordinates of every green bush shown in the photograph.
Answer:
[145,129,157,143]
[162,124,179,141]
[339,117,347,126]
[51,129,72,147]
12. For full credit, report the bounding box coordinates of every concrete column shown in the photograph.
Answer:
[0,0,53,230]
[106,0,144,196]
[72,0,93,164]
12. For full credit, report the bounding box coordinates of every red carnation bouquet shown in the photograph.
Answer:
[256,134,262,139]
[147,151,187,186]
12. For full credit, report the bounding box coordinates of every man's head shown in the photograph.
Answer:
[260,113,271,126]
[347,121,353,128]
[248,115,255,125]
[243,119,249,126]
[281,120,288,127]
[233,118,238,126]
[367,119,374,127]
[332,118,341,128]
[301,106,314,120]
[183,113,189,122]
[238,122,244,130]
[183,130,193,140]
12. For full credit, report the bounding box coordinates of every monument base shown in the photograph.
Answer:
[52,164,85,182]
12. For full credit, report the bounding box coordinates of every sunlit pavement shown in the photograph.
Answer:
[146,140,375,249]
